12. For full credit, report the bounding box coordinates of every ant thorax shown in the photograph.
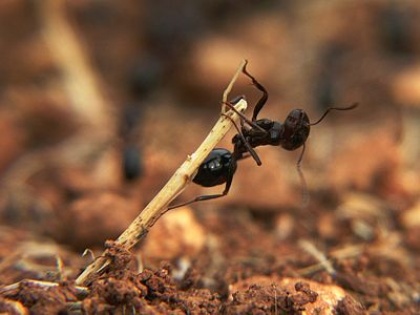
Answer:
[248,119,283,147]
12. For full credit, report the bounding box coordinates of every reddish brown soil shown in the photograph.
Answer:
[0,1,419,314]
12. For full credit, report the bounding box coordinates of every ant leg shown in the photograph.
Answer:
[242,63,269,121]
[231,118,262,166]
[310,102,358,126]
[223,101,254,125]
[296,144,310,207]
[296,142,306,167]
[167,160,236,210]
[223,101,266,132]
[221,103,262,166]
[222,60,248,113]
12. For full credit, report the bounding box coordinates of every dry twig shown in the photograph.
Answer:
[76,60,249,285]
[298,240,336,275]
[0,279,88,298]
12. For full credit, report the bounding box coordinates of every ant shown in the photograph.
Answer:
[169,62,357,210]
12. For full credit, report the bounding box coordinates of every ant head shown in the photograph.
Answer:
[280,103,358,151]
[281,109,310,151]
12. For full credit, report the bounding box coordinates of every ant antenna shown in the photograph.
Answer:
[310,103,358,126]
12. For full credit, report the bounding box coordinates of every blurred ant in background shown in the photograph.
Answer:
[120,104,144,181]
[169,62,357,209]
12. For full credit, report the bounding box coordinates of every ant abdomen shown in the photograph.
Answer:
[193,148,237,187]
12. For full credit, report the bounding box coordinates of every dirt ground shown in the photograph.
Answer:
[0,1,419,314]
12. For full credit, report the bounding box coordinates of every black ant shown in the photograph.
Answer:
[169,63,357,209]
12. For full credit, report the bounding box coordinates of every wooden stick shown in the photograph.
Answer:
[76,60,248,285]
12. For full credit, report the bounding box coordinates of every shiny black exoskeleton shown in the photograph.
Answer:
[192,148,237,188]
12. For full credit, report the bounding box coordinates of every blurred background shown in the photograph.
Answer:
[0,0,419,251]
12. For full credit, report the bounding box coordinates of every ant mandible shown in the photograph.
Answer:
[168,61,357,210]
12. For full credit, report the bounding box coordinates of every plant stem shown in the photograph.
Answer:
[76,60,249,285]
